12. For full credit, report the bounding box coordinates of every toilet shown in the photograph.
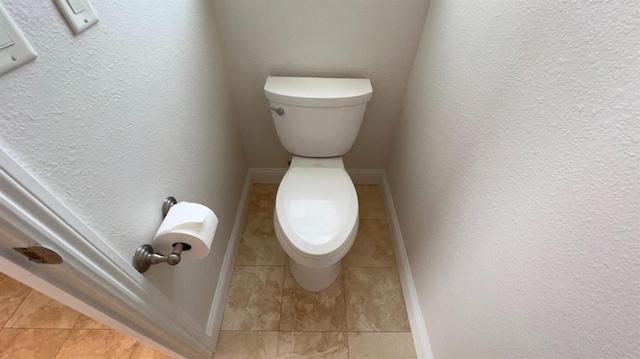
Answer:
[264,76,373,291]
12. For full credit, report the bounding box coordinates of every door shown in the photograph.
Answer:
[0,148,214,359]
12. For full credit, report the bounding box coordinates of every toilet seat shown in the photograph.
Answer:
[275,161,359,262]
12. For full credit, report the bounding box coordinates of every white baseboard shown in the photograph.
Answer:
[348,168,384,184]
[206,167,433,359]
[250,168,286,184]
[380,172,434,359]
[206,170,253,341]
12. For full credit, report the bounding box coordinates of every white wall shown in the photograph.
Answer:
[211,0,429,169]
[0,0,247,330]
[388,0,640,358]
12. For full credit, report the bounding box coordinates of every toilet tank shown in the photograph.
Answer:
[264,76,373,158]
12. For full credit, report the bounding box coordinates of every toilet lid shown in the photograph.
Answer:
[276,167,358,256]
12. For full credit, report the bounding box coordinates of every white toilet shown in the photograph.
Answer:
[264,76,373,291]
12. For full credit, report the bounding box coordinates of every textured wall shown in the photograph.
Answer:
[211,0,429,169]
[0,0,247,329]
[387,0,640,357]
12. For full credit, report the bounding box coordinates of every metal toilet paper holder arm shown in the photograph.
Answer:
[133,197,190,273]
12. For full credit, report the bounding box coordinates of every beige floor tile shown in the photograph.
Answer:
[221,266,284,330]
[0,328,70,359]
[54,329,136,359]
[343,220,396,267]
[356,185,386,219]
[247,184,278,219]
[130,342,174,359]
[0,274,32,327]
[348,332,417,359]
[277,332,348,359]
[280,269,346,331]
[344,267,410,331]
[214,331,278,359]
[73,314,110,330]
[5,290,81,329]
[236,218,286,266]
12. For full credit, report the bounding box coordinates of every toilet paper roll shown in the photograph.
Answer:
[153,202,218,260]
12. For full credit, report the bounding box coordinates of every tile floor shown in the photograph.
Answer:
[215,184,416,359]
[0,272,171,358]
[0,184,416,359]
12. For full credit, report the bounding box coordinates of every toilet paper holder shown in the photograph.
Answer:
[133,197,191,273]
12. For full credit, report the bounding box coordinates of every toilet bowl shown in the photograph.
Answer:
[274,156,358,291]
[264,76,372,291]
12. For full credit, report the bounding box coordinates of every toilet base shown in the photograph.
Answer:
[289,257,341,292]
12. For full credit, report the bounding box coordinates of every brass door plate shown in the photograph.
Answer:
[13,245,63,264]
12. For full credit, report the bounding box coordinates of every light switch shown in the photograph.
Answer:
[0,4,37,77]
[0,23,13,50]
[54,0,98,35]
[66,0,86,14]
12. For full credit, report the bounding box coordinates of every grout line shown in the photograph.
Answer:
[218,330,411,333]
[70,312,81,329]
[255,330,363,335]
[247,330,415,334]
[343,269,350,359]
[2,325,81,330]
[3,288,33,328]
[345,331,411,335]
[127,341,139,359]
[233,265,285,268]
[52,328,73,359]
[277,260,286,332]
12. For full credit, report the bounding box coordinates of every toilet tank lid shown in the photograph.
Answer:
[264,76,373,107]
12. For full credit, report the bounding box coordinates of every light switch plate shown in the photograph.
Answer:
[54,0,98,35]
[0,4,37,77]
[0,24,14,50]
